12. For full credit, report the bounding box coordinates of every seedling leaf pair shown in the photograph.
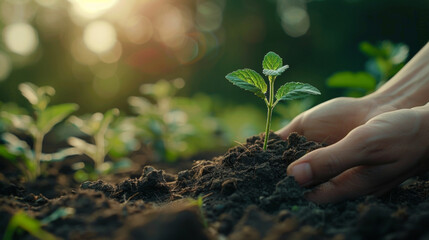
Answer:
[68,108,120,172]
[19,83,55,111]
[226,51,320,150]
[262,52,289,76]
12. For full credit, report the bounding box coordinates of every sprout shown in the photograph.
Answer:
[0,83,78,180]
[226,51,320,150]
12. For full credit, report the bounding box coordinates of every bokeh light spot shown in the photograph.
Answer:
[280,7,310,37]
[155,4,188,48]
[83,21,117,54]
[196,1,223,32]
[3,22,39,56]
[122,15,153,44]
[174,37,199,64]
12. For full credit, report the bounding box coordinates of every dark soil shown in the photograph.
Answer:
[2,132,429,240]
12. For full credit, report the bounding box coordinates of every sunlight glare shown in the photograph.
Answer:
[69,0,119,19]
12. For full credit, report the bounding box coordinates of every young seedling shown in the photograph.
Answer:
[226,51,320,150]
[68,108,130,176]
[128,78,222,162]
[0,83,78,180]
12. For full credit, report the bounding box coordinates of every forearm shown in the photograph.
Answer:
[365,42,429,109]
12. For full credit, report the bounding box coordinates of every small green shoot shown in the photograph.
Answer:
[226,51,320,150]
[3,211,57,240]
[188,195,207,228]
[68,108,130,176]
[0,83,78,180]
[129,78,223,162]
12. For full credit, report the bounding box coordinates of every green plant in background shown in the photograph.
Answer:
[327,41,409,97]
[0,83,78,181]
[3,207,75,240]
[226,51,321,150]
[129,78,224,162]
[3,211,57,240]
[67,108,134,180]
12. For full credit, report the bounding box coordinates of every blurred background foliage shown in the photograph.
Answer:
[0,0,428,152]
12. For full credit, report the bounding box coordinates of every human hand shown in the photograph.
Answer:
[276,95,397,145]
[286,105,429,203]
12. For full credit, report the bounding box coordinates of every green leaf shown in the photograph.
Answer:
[97,108,119,136]
[0,112,36,135]
[0,145,17,161]
[2,133,33,158]
[275,82,321,102]
[128,96,153,115]
[4,211,57,240]
[67,137,97,160]
[41,148,80,162]
[263,65,289,76]
[36,103,79,135]
[225,69,267,99]
[19,83,55,110]
[326,72,377,92]
[263,51,283,70]
[359,42,383,58]
[19,83,39,106]
[41,207,75,225]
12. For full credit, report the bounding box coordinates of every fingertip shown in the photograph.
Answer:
[288,162,313,186]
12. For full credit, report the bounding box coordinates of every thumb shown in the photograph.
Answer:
[286,125,376,186]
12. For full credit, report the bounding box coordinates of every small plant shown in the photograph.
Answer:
[327,41,409,97]
[67,108,134,180]
[226,51,320,150]
[0,83,78,180]
[129,78,223,162]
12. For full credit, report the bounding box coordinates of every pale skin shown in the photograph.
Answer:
[277,42,429,203]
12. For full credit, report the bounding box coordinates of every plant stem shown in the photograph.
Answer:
[34,134,43,178]
[263,76,275,150]
[95,133,105,171]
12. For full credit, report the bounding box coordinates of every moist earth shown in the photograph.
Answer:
[1,132,429,239]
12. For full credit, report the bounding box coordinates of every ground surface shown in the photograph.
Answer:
[1,132,429,240]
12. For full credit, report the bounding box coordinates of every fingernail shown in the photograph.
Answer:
[289,163,313,186]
